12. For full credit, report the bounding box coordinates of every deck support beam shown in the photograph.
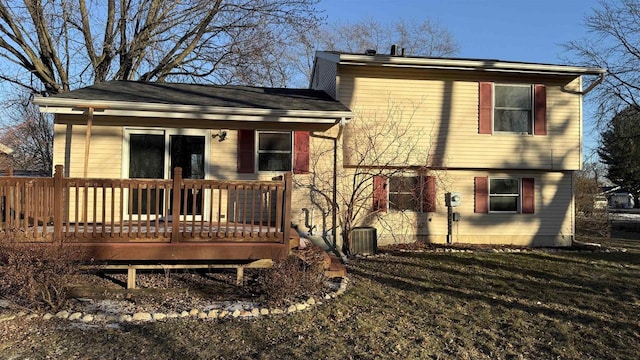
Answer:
[88,259,274,289]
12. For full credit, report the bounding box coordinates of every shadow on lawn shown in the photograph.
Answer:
[349,252,640,331]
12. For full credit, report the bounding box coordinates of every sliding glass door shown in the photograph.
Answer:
[124,129,209,219]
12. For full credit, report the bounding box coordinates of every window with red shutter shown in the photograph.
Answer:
[534,84,547,135]
[478,82,493,134]
[422,176,436,212]
[373,176,388,212]
[521,178,535,214]
[293,131,310,174]
[475,177,489,213]
[237,130,255,173]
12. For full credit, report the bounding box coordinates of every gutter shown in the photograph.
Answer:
[32,96,354,120]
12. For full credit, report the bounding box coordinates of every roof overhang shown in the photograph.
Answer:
[316,51,607,77]
[32,96,354,124]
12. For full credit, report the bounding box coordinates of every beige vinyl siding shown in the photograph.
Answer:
[338,66,582,171]
[311,57,338,99]
[357,169,574,247]
[53,123,123,178]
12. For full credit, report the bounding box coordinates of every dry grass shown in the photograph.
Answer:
[1,234,639,359]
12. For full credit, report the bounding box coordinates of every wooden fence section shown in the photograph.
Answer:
[0,165,294,260]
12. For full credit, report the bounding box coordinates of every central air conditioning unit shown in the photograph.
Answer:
[350,227,378,255]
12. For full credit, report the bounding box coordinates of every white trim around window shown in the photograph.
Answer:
[255,130,293,173]
[488,177,521,213]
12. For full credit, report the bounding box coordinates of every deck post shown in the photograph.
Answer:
[282,172,292,247]
[53,165,64,244]
[171,167,182,243]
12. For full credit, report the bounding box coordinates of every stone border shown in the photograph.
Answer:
[356,243,629,258]
[0,277,349,325]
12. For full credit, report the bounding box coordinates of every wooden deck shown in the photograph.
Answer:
[0,166,297,262]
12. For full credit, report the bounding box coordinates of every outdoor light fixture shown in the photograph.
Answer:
[214,129,228,141]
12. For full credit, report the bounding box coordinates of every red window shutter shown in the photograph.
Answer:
[478,82,493,134]
[237,130,255,173]
[474,176,489,213]
[534,84,547,135]
[422,176,436,212]
[373,176,388,212]
[522,177,535,214]
[293,131,310,174]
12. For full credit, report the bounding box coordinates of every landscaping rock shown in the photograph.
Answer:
[68,312,83,321]
[43,313,54,320]
[189,308,199,316]
[167,312,179,319]
[132,312,152,321]
[118,314,132,322]
[152,313,166,321]
[180,311,189,318]
[56,311,69,319]
[80,314,94,323]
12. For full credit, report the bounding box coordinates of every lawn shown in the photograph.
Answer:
[1,235,639,359]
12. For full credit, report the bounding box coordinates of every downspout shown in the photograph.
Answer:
[294,117,351,263]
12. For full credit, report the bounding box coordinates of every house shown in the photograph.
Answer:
[603,186,635,209]
[31,50,605,253]
[0,142,14,173]
[310,50,605,247]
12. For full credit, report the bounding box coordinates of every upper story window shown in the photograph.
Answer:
[494,84,532,134]
[479,82,546,136]
[257,131,292,172]
[489,178,520,212]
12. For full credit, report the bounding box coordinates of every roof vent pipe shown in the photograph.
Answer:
[391,44,398,56]
[401,48,406,56]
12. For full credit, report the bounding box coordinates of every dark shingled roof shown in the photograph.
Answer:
[48,81,350,113]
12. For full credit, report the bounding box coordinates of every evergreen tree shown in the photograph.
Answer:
[598,107,640,196]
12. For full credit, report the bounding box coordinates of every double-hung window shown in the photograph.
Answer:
[479,82,546,135]
[389,176,421,211]
[475,177,535,214]
[374,175,436,213]
[489,178,520,212]
[494,84,532,134]
[257,131,292,172]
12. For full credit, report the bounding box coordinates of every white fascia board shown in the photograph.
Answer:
[33,97,353,122]
[43,108,341,123]
[334,53,607,76]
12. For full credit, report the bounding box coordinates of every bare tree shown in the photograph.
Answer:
[564,0,640,124]
[0,0,321,95]
[317,18,459,57]
[1,100,53,175]
[284,17,460,87]
[297,99,435,254]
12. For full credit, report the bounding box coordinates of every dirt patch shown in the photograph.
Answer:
[63,268,265,315]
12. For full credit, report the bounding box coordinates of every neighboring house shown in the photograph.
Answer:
[603,186,635,209]
[33,50,605,248]
[0,142,14,173]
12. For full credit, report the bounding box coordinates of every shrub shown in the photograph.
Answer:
[0,237,88,311]
[259,254,327,307]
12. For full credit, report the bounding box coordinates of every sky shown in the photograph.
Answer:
[318,0,603,160]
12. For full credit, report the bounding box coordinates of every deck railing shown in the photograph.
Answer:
[0,165,292,245]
